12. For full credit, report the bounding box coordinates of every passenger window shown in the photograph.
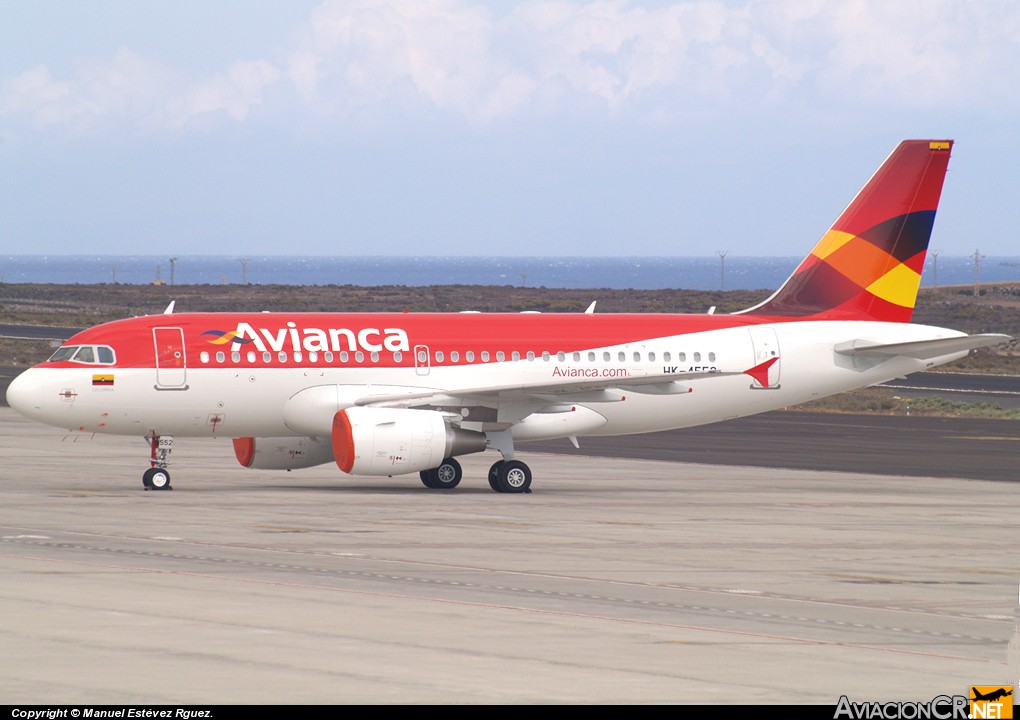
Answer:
[200,351,209,364]
[588,351,595,362]
[618,351,625,362]
[231,351,240,363]
[558,352,567,362]
[694,352,701,362]
[278,352,287,362]
[247,351,256,363]
[542,351,550,361]
[451,351,460,362]
[324,351,334,363]
[603,352,610,362]
[308,351,318,363]
[679,352,686,362]
[216,351,225,363]
[97,346,115,364]
[393,351,402,363]
[527,352,535,361]
[663,351,671,362]
[648,351,656,362]
[466,351,475,362]
[499,351,507,361]
[633,351,641,362]
[355,351,364,363]
[510,351,518,361]
[709,352,716,362]
[293,351,303,362]
[370,352,379,362]
[341,351,349,362]
[263,352,272,363]
[481,351,490,362]
[436,351,445,362]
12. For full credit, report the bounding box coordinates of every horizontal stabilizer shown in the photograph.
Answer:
[834,334,1011,360]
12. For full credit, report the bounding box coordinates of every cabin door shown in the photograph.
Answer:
[154,327,188,389]
[414,344,431,376]
[747,326,781,389]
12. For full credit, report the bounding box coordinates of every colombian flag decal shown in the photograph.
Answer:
[92,374,115,387]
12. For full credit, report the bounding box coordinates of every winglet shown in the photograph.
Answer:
[744,357,779,388]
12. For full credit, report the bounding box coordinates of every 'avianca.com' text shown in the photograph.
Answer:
[551,367,629,378]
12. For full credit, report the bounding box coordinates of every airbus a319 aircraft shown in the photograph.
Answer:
[6,140,1010,493]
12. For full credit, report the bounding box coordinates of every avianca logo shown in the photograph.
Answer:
[204,323,410,354]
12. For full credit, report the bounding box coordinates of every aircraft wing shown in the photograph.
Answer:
[834,333,1011,360]
[354,367,738,410]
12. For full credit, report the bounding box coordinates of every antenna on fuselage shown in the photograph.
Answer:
[163,301,176,315]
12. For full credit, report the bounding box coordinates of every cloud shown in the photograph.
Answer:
[2,0,1019,137]
[173,60,281,124]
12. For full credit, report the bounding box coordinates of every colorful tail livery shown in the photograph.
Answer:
[744,140,952,321]
[6,139,1010,493]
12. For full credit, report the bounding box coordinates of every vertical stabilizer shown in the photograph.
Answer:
[742,140,953,322]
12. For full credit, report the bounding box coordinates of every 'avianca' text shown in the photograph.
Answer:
[222,322,410,353]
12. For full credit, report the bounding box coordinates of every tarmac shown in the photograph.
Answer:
[1,408,1017,704]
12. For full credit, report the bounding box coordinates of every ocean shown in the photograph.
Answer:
[0,255,1017,291]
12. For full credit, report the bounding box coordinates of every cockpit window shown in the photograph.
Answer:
[47,345,116,365]
[48,346,78,362]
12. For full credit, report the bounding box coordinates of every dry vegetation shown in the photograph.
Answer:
[794,386,1020,420]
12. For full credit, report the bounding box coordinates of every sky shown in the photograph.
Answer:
[1,0,1019,257]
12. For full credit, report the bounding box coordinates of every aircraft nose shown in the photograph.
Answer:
[6,368,44,418]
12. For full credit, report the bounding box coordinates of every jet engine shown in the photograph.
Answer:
[331,407,486,476]
[233,436,335,470]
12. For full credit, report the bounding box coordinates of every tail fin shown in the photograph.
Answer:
[742,139,953,322]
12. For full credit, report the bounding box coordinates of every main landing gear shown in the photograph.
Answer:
[420,457,463,489]
[142,435,174,491]
[487,460,532,494]
[418,457,533,493]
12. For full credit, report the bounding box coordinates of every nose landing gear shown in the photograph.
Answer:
[142,435,174,491]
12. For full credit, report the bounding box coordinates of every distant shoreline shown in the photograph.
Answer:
[2,254,1019,289]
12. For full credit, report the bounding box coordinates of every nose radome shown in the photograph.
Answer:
[6,368,43,418]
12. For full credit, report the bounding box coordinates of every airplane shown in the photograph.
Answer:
[971,688,1013,703]
[5,139,1011,493]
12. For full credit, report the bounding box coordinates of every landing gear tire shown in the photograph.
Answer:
[142,467,172,491]
[420,457,462,490]
[494,460,531,494]
[488,461,503,491]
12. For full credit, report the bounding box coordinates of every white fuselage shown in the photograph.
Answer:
[7,320,968,443]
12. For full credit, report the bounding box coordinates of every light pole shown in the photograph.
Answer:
[973,248,985,296]
[169,257,178,286]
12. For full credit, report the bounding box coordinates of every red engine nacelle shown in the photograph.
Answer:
[331,407,486,476]
[232,436,335,470]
